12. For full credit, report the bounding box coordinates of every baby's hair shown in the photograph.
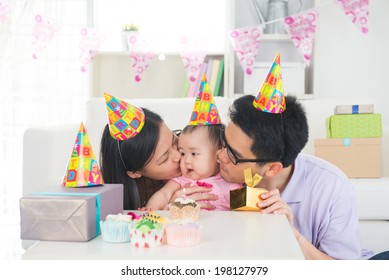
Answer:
[182,124,224,149]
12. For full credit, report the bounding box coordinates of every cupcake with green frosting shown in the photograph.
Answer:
[130,212,168,248]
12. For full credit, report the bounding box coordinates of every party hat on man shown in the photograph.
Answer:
[253,53,286,114]
[104,93,145,140]
[62,122,104,187]
[189,74,221,126]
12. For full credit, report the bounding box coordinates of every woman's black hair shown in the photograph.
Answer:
[100,108,165,209]
[229,95,308,167]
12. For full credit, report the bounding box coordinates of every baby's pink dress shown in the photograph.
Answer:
[171,173,241,210]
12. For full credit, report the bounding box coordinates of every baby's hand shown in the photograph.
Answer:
[138,207,154,211]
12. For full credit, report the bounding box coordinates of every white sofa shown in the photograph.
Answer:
[22,96,389,255]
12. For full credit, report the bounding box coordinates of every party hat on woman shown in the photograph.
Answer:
[104,93,145,140]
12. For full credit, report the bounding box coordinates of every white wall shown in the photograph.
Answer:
[235,0,389,176]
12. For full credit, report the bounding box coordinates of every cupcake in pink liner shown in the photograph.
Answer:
[166,218,201,247]
[168,198,200,221]
[130,211,168,248]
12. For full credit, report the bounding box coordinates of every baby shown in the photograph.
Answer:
[146,124,241,210]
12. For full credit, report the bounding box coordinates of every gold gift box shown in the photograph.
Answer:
[230,187,268,211]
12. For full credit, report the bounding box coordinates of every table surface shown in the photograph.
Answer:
[22,211,304,260]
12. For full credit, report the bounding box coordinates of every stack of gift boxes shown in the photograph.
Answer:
[314,104,382,178]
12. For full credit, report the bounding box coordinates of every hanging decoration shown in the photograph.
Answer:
[335,0,369,34]
[283,8,319,66]
[179,36,207,87]
[127,32,155,82]
[32,14,60,59]
[229,25,263,76]
[0,1,11,23]
[79,27,105,72]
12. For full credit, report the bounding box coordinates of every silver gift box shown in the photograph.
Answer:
[20,184,123,241]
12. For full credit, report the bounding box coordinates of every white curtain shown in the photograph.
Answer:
[0,0,89,222]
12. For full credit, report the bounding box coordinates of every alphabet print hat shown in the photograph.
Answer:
[189,74,221,126]
[62,122,104,187]
[252,53,286,114]
[104,93,145,140]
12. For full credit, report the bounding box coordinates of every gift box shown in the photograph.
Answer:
[20,184,123,241]
[326,114,382,138]
[230,186,268,211]
[334,104,374,115]
[314,138,381,178]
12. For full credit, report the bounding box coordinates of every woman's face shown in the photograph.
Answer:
[140,122,182,180]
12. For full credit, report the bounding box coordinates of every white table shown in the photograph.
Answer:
[22,211,304,260]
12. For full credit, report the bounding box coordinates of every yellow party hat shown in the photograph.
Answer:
[62,122,104,187]
[253,53,286,114]
[189,74,221,125]
[104,93,145,140]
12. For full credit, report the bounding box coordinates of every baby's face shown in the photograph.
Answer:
[178,128,220,180]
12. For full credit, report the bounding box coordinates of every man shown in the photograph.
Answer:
[218,54,366,260]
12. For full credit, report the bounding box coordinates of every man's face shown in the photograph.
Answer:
[218,122,260,184]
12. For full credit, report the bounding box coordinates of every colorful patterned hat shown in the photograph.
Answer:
[253,53,286,114]
[104,93,145,140]
[62,122,104,187]
[189,74,221,126]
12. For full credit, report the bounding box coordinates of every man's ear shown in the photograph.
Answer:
[264,162,284,177]
[126,171,142,179]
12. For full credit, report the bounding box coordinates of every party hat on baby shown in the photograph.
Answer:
[104,93,145,140]
[62,122,104,187]
[189,74,221,126]
[253,53,286,114]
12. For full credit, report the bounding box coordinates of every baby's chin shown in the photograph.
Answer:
[183,169,201,181]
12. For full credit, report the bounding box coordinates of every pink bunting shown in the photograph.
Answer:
[180,36,207,84]
[79,28,105,72]
[0,1,11,23]
[32,15,59,59]
[284,8,319,66]
[335,0,369,34]
[127,33,155,82]
[229,25,263,75]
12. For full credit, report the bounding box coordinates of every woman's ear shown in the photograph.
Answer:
[264,162,284,177]
[126,170,142,179]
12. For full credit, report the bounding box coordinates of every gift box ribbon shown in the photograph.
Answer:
[352,105,359,114]
[244,168,262,187]
[32,192,102,236]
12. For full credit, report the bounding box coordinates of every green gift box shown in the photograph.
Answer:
[326,114,382,138]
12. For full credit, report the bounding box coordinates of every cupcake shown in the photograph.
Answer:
[169,198,200,221]
[130,211,168,248]
[166,218,201,247]
[100,213,133,243]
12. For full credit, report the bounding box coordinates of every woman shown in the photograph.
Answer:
[100,94,217,210]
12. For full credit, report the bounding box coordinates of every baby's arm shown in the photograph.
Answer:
[146,180,181,210]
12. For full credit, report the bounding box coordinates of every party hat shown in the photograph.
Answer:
[62,122,104,187]
[104,93,145,140]
[189,74,221,126]
[253,53,286,114]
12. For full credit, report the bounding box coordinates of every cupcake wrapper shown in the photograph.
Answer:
[130,228,165,248]
[100,221,131,243]
[166,225,200,247]
[169,205,200,221]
